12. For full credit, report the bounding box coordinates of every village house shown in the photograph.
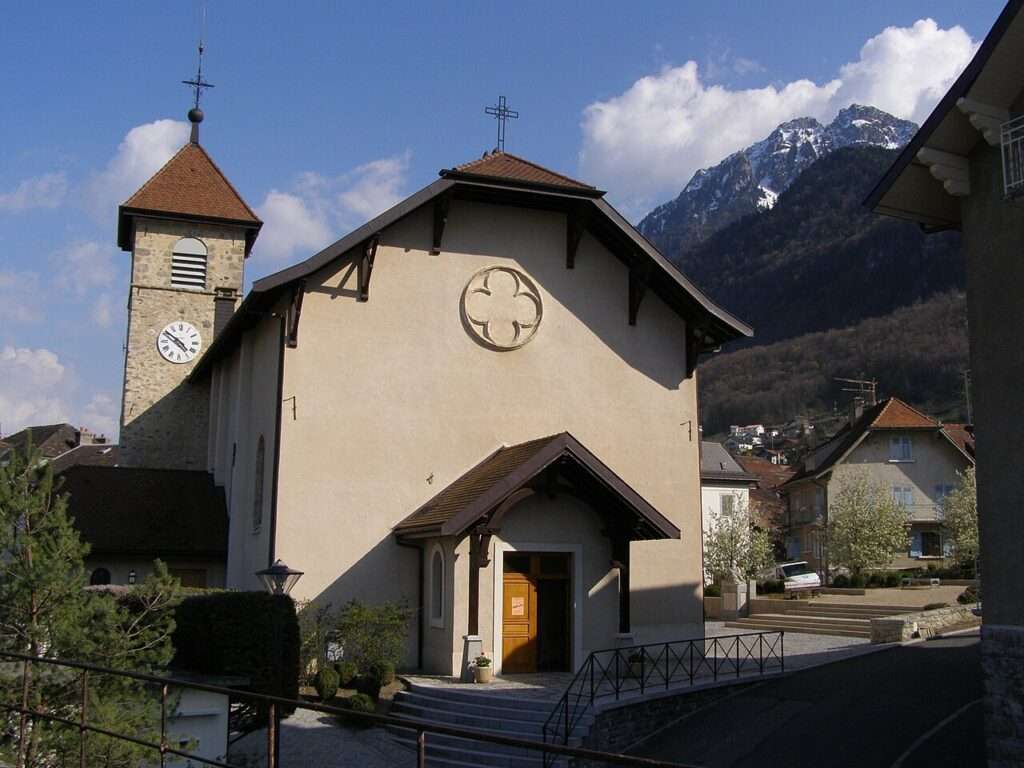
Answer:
[66,108,752,677]
[780,398,974,573]
[865,1,1024,759]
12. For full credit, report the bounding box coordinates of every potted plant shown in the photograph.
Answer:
[627,651,644,680]
[473,654,492,684]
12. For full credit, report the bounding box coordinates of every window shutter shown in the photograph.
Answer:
[909,531,923,557]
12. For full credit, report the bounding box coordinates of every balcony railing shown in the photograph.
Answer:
[1002,113,1024,198]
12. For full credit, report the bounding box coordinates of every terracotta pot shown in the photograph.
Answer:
[473,666,493,684]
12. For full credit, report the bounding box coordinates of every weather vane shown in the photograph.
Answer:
[485,96,519,152]
[182,3,214,143]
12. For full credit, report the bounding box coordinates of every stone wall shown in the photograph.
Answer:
[869,605,977,643]
[703,596,722,619]
[120,217,247,469]
[982,625,1024,767]
[579,681,756,762]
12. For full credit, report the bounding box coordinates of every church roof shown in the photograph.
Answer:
[394,432,679,540]
[441,151,599,194]
[117,142,262,253]
[60,466,227,558]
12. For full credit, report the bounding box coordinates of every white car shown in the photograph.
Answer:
[775,561,822,592]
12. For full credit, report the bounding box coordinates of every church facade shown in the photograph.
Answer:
[115,124,751,675]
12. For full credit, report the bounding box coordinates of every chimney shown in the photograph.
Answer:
[849,397,865,426]
[76,427,107,446]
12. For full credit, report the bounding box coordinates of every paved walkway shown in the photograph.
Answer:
[631,635,983,767]
[810,585,967,607]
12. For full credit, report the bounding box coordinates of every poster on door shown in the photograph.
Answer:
[511,596,525,616]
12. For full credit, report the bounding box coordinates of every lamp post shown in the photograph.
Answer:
[256,560,303,596]
[255,560,301,768]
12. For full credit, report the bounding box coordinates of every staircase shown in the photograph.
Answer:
[725,602,907,639]
[389,681,594,767]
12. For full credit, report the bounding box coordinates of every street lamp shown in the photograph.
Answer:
[256,560,303,596]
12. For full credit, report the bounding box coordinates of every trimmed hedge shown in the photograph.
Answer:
[172,592,301,706]
[315,667,339,701]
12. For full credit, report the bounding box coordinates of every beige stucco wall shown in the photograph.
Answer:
[121,217,246,469]
[85,556,226,588]
[208,311,283,589]
[267,198,705,671]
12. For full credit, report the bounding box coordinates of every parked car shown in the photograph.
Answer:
[773,561,822,592]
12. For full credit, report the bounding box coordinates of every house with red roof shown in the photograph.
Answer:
[780,398,975,573]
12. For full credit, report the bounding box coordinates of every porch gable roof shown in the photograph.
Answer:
[393,432,680,541]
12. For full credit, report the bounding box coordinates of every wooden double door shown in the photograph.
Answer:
[501,552,571,674]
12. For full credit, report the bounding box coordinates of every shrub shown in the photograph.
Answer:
[884,572,902,588]
[757,579,784,594]
[315,667,339,701]
[958,587,979,605]
[354,674,382,700]
[704,584,722,597]
[923,602,950,611]
[370,661,395,686]
[848,573,866,589]
[335,599,412,673]
[832,574,849,588]
[335,660,358,687]
[347,692,376,714]
[172,592,300,710]
[474,655,491,668]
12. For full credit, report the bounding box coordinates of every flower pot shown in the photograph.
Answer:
[473,666,493,684]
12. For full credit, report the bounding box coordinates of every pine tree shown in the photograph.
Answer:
[0,441,183,767]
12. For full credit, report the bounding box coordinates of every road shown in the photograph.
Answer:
[630,634,983,768]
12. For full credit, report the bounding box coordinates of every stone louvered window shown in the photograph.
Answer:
[171,237,208,289]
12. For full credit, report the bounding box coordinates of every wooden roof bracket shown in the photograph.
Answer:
[357,234,380,302]
[285,280,306,348]
[628,261,650,325]
[566,212,585,269]
[684,326,701,379]
[431,193,451,254]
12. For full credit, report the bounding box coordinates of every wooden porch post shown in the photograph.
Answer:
[468,533,480,636]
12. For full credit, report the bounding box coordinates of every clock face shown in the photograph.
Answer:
[157,321,202,364]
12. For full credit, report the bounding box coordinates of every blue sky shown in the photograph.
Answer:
[0,1,1005,438]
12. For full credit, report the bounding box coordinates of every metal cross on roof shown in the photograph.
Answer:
[485,96,519,152]
[182,41,215,111]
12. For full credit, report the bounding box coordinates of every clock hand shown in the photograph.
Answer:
[162,331,188,353]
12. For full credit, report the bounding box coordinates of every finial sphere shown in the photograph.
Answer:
[188,107,204,124]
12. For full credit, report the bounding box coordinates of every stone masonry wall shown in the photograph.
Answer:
[982,625,1024,767]
[869,605,977,643]
[120,217,246,470]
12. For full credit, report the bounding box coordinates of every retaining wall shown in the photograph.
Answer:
[870,605,978,643]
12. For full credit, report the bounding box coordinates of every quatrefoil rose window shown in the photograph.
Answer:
[461,266,543,350]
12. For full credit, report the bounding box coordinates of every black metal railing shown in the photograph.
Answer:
[541,631,784,767]
[0,650,698,768]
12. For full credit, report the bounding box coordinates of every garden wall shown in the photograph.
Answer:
[870,605,978,643]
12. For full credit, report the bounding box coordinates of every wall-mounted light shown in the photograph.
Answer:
[128,570,136,585]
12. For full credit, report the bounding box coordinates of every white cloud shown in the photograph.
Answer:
[254,151,411,263]
[0,271,44,325]
[0,346,117,438]
[0,172,68,213]
[0,346,70,434]
[54,241,118,296]
[91,293,115,328]
[86,119,190,220]
[579,18,979,216]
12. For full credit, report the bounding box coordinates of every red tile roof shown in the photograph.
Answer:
[869,398,940,429]
[121,143,260,224]
[442,151,596,191]
[735,455,795,490]
[941,423,976,458]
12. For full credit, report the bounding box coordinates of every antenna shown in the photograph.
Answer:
[834,376,878,405]
[485,96,519,152]
[182,1,215,143]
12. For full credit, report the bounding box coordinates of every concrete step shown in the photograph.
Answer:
[805,602,912,613]
[393,689,589,725]
[786,607,896,617]
[726,616,871,638]
[390,700,592,738]
[404,682,563,712]
[389,728,574,768]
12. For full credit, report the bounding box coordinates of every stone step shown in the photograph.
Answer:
[389,728,573,768]
[394,689,589,724]
[786,606,896,617]
[404,682,563,712]
[744,612,871,626]
[726,617,871,638]
[806,602,912,613]
[391,700,592,737]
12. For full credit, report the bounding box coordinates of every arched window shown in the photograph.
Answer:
[171,237,208,290]
[89,568,111,586]
[430,545,445,628]
[253,435,265,533]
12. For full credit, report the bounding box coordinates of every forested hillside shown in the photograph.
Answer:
[698,291,970,436]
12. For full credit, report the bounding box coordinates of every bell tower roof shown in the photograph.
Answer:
[117,142,261,255]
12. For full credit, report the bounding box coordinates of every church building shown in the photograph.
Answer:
[103,106,751,675]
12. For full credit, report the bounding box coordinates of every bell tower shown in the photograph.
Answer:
[116,106,261,469]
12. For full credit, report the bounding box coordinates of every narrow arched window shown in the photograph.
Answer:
[253,435,265,533]
[430,546,445,628]
[90,568,111,586]
[171,237,208,290]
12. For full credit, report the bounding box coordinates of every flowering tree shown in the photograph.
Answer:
[828,470,909,579]
[942,467,978,565]
[704,497,775,584]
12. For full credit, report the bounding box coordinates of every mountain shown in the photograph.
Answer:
[676,145,964,347]
[639,105,918,257]
[698,291,970,436]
